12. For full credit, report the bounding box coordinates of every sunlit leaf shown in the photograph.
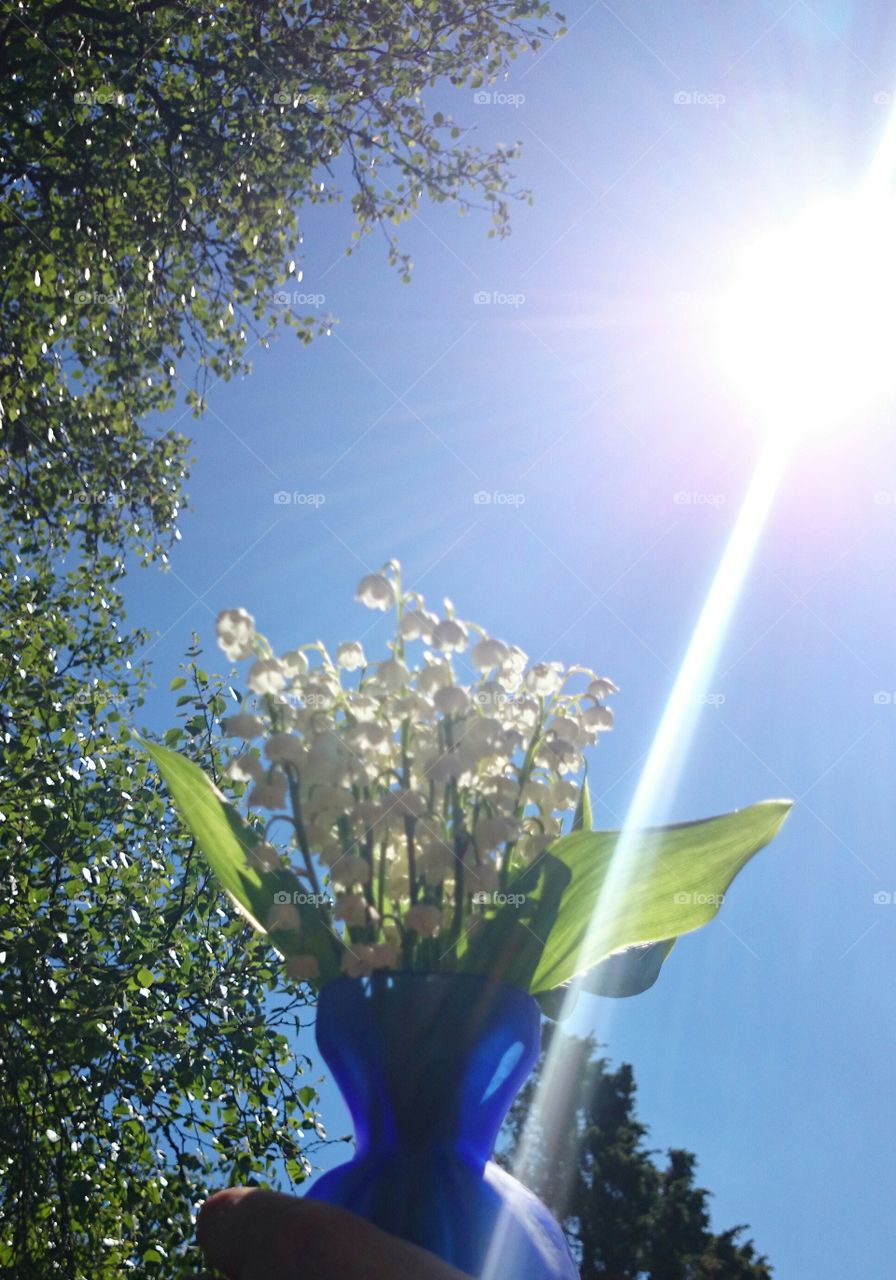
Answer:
[530,801,792,994]
[140,738,341,983]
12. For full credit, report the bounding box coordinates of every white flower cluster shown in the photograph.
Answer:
[215,563,617,981]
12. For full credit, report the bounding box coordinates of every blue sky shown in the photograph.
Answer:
[130,4,896,1276]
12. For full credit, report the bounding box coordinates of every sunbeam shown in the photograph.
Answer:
[488,99,896,1274]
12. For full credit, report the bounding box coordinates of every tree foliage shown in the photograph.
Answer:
[0,528,332,1278]
[0,0,562,549]
[0,6,564,1273]
[499,1029,774,1280]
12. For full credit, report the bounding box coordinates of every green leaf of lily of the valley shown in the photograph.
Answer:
[139,738,341,984]
[571,773,593,833]
[530,800,793,995]
[578,938,676,997]
[460,853,571,989]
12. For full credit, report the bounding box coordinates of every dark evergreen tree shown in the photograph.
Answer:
[499,1029,773,1280]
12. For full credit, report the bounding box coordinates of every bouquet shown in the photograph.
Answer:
[145,560,791,1006]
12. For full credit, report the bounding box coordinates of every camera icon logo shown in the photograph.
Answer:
[273,889,292,905]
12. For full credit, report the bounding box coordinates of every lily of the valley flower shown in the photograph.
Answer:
[213,561,617,985]
[216,607,256,661]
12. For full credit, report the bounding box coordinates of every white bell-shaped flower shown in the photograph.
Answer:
[331,853,371,886]
[549,714,590,748]
[249,773,287,810]
[351,799,386,832]
[336,641,366,670]
[247,659,286,695]
[432,618,468,652]
[434,685,470,717]
[471,637,509,670]
[417,661,453,695]
[216,607,255,660]
[587,677,619,701]
[225,753,265,783]
[583,703,614,731]
[524,662,565,697]
[373,658,408,692]
[404,903,442,938]
[334,893,369,927]
[265,733,306,767]
[281,649,309,678]
[356,573,395,611]
[222,713,265,740]
[399,609,436,640]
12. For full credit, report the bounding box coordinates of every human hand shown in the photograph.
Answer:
[197,1187,474,1280]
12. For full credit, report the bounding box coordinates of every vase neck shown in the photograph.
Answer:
[315,974,540,1165]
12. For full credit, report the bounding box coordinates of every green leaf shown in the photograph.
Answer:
[578,938,676,997]
[572,773,592,832]
[136,967,155,987]
[529,800,792,994]
[169,676,187,690]
[138,738,341,983]
[460,853,571,989]
[538,938,677,1019]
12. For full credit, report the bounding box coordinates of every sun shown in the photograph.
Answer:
[717,195,896,439]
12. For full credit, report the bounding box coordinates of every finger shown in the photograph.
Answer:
[197,1187,473,1280]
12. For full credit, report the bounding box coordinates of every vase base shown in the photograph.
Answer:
[308,1155,578,1280]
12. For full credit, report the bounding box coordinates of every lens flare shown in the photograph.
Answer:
[482,107,896,1275]
[717,195,896,436]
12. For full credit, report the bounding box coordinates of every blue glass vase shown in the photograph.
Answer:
[306,972,578,1279]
